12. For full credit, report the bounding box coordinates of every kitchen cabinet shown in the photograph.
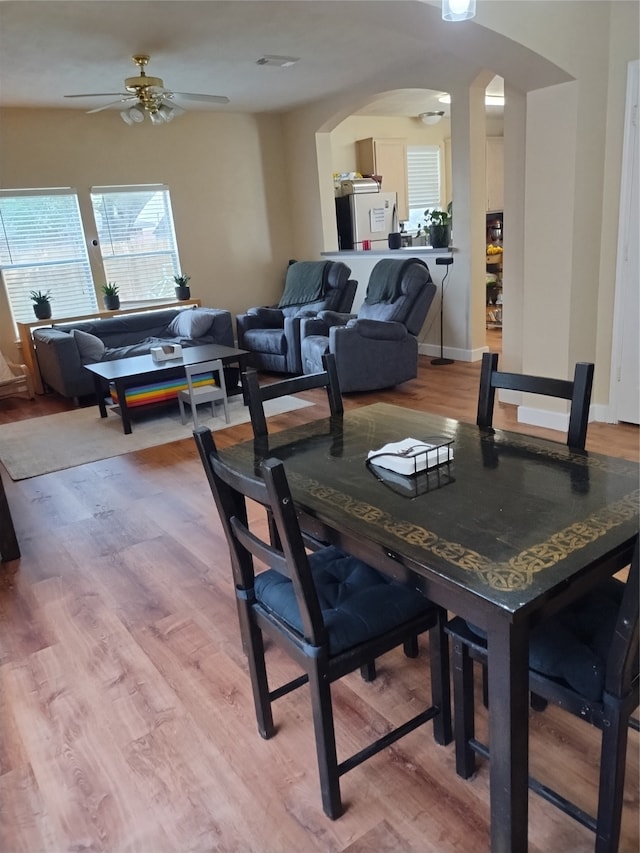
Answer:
[356,137,409,222]
[486,137,504,212]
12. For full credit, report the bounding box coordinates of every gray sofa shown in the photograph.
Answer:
[300,258,436,393]
[33,306,234,400]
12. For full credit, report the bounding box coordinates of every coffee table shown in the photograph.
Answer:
[84,343,249,434]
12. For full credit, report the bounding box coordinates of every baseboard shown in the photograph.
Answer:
[418,342,487,362]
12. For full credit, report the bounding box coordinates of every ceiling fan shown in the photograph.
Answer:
[64,54,230,124]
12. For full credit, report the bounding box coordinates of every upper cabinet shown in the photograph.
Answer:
[486,137,504,212]
[356,137,409,222]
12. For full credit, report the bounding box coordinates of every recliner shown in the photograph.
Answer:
[236,260,356,375]
[299,258,436,393]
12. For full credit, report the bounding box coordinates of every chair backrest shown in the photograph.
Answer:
[357,259,436,336]
[278,261,355,317]
[184,358,227,397]
[192,426,327,647]
[241,352,343,438]
[477,352,594,449]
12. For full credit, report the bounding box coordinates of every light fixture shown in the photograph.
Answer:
[438,93,505,107]
[120,103,145,125]
[419,111,445,126]
[442,0,476,22]
[256,55,299,68]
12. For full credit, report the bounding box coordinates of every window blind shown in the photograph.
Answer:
[0,189,97,325]
[90,185,180,302]
[405,146,442,232]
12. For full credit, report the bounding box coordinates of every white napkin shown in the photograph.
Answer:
[367,437,453,476]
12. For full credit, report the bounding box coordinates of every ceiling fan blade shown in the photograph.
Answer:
[86,98,136,114]
[172,92,230,104]
[64,93,128,99]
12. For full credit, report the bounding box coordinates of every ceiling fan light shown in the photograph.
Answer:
[124,103,145,123]
[149,110,163,125]
[419,111,445,126]
[157,104,175,122]
[442,0,476,21]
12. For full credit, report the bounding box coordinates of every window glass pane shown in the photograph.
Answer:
[90,186,180,302]
[0,190,97,327]
[405,146,441,234]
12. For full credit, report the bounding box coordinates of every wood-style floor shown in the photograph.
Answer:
[1,334,638,853]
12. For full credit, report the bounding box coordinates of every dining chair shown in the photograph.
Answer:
[177,359,229,429]
[242,351,343,439]
[445,536,639,853]
[193,425,452,820]
[477,352,594,449]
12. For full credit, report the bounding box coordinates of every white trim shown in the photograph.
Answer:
[608,59,639,424]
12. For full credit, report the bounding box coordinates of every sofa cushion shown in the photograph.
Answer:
[71,329,106,362]
[167,308,214,339]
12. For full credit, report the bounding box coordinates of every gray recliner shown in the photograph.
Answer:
[300,258,436,393]
[236,260,356,374]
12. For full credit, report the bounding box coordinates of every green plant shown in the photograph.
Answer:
[424,209,451,227]
[101,282,119,296]
[173,274,191,286]
[29,289,52,304]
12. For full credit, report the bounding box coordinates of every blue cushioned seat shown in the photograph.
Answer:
[255,546,431,655]
[466,577,624,701]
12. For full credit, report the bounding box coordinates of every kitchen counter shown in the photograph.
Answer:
[323,247,455,258]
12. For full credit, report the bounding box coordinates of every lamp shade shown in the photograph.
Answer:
[442,0,476,21]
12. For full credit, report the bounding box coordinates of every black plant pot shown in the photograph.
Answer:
[33,302,52,320]
[429,224,451,249]
[103,295,120,311]
[175,286,191,301]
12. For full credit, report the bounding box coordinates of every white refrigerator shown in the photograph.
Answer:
[335,191,397,250]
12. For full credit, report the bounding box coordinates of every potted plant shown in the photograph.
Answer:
[424,208,452,249]
[30,290,52,320]
[173,274,191,301]
[101,282,120,311]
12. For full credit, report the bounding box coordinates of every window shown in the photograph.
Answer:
[90,185,181,302]
[0,189,97,325]
[405,146,442,234]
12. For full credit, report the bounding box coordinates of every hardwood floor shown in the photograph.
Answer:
[1,338,638,853]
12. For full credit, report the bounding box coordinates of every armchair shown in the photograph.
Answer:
[300,258,436,393]
[236,260,356,375]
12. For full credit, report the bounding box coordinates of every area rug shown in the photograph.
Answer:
[0,396,312,480]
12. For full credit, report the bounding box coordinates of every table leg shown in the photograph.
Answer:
[0,471,20,563]
[486,620,530,853]
[93,375,108,418]
[114,380,132,435]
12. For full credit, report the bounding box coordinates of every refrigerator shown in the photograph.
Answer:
[335,191,397,250]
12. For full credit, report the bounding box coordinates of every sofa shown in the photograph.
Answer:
[236,260,356,374]
[33,306,234,400]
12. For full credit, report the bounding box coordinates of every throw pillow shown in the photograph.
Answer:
[167,308,213,339]
[71,328,106,362]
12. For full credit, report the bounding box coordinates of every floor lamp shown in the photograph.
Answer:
[431,256,454,365]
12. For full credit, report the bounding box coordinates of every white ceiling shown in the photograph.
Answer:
[0,1,566,119]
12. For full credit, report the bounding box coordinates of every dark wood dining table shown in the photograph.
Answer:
[219,402,639,852]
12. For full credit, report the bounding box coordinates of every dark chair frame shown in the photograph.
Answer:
[477,352,594,449]
[242,352,343,439]
[445,537,639,853]
[193,426,452,820]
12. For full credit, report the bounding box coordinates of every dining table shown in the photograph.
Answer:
[218,402,639,852]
